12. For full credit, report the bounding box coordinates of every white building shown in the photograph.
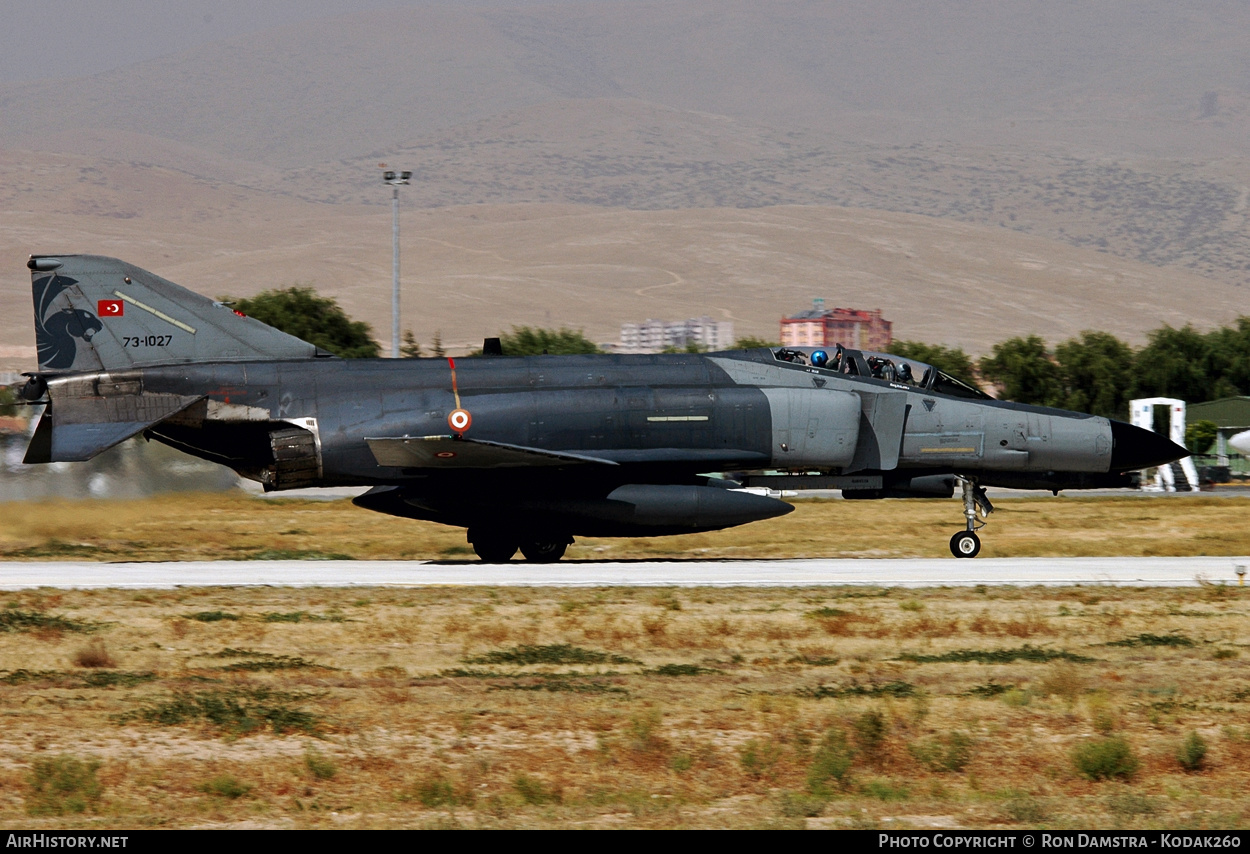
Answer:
[619,316,734,353]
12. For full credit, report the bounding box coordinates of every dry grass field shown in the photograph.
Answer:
[3,492,1250,562]
[0,582,1246,829]
[0,493,1248,828]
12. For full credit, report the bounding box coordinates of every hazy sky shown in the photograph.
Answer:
[0,0,579,83]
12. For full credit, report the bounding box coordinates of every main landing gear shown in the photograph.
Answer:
[949,476,993,558]
[467,528,571,563]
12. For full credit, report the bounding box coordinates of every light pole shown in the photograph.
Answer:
[382,167,411,358]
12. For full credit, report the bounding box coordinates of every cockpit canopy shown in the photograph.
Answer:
[768,345,990,400]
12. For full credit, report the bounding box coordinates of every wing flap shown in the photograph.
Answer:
[366,435,618,469]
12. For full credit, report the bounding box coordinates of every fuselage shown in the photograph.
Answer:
[45,347,1122,494]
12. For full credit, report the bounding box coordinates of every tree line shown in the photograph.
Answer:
[906,321,1250,421]
[226,286,1250,423]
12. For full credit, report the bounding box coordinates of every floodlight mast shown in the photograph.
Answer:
[382,168,412,358]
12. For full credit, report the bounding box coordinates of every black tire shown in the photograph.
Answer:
[950,530,981,559]
[471,536,518,563]
[520,539,569,563]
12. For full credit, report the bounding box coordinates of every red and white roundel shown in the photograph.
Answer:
[448,408,472,432]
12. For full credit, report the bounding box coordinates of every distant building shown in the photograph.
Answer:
[619,316,734,354]
[780,298,892,351]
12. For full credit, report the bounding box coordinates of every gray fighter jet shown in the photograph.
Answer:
[19,255,1186,560]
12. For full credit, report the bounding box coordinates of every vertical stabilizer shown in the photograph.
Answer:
[30,255,322,372]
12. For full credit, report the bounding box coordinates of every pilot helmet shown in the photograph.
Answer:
[810,349,829,367]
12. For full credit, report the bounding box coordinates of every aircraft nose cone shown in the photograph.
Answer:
[1108,420,1189,472]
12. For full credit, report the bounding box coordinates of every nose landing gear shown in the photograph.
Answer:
[950,476,993,558]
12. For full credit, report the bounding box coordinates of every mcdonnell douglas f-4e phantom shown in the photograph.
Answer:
[19,255,1187,560]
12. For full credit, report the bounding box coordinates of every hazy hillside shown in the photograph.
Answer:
[2,150,1242,367]
[3,0,1248,370]
[5,1,1247,164]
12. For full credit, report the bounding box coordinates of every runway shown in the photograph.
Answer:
[1,556,1247,590]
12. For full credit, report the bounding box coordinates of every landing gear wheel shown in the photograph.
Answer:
[520,539,569,563]
[471,536,518,563]
[950,530,981,559]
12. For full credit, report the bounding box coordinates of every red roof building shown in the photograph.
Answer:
[780,299,892,351]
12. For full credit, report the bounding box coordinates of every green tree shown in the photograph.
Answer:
[1131,325,1213,403]
[1185,420,1218,455]
[1054,331,1135,418]
[733,336,781,350]
[400,330,423,359]
[979,336,1062,405]
[230,286,379,358]
[1204,317,1250,399]
[431,330,446,358]
[889,340,976,383]
[497,327,601,356]
[661,341,707,354]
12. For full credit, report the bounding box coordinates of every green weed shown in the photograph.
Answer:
[965,681,1014,697]
[0,669,155,688]
[25,755,103,816]
[900,645,1093,664]
[806,727,854,797]
[216,656,332,673]
[261,611,345,623]
[198,775,252,799]
[647,663,720,676]
[853,710,888,761]
[119,688,322,735]
[799,680,916,699]
[464,644,638,666]
[909,732,973,773]
[1177,731,1207,771]
[411,775,459,807]
[304,746,336,780]
[1072,736,1139,781]
[778,790,828,817]
[78,671,158,688]
[861,778,909,801]
[739,738,784,780]
[1107,633,1196,648]
[0,609,95,634]
[787,654,841,666]
[513,774,561,805]
[1000,791,1048,823]
[183,611,239,623]
[625,709,668,756]
[1106,789,1159,818]
[805,607,851,619]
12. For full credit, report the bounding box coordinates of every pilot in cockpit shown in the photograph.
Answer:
[868,356,896,382]
[896,362,914,384]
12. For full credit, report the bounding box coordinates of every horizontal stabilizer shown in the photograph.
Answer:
[366,435,618,469]
[24,392,205,463]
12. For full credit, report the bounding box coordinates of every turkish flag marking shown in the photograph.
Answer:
[98,299,124,317]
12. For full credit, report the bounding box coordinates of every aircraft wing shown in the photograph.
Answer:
[365,435,620,469]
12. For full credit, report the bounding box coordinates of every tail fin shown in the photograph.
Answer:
[30,255,323,372]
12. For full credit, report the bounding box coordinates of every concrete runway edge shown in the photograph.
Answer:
[2,556,1249,589]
